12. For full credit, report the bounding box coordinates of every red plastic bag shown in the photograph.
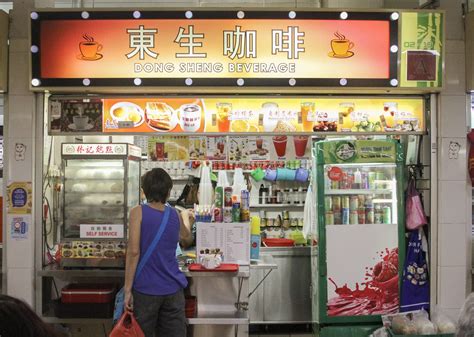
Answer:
[109,311,145,337]
[406,179,427,230]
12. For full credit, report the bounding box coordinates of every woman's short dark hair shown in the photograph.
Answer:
[141,168,173,203]
[0,294,61,337]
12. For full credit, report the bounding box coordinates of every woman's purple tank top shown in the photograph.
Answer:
[133,205,187,295]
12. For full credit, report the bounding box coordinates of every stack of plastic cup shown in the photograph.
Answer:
[199,165,213,207]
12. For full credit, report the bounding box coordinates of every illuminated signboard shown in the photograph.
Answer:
[31,10,398,88]
[49,97,425,135]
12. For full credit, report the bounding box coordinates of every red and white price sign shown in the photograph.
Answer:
[327,166,343,181]
[80,224,124,239]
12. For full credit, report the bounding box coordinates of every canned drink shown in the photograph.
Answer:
[332,197,341,212]
[342,208,350,225]
[358,195,366,207]
[325,211,335,225]
[374,205,383,224]
[375,172,385,189]
[368,172,377,189]
[346,172,354,189]
[215,186,224,208]
[349,196,359,211]
[224,187,233,207]
[232,203,241,222]
[358,209,366,224]
[383,206,391,224]
[365,196,374,209]
[366,208,375,224]
[325,197,333,211]
[334,212,342,225]
[361,172,369,189]
[223,207,232,223]
[214,207,223,222]
[342,196,350,209]
[350,211,359,225]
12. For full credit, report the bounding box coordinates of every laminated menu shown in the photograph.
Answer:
[196,222,250,265]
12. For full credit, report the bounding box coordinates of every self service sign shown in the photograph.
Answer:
[30,10,401,88]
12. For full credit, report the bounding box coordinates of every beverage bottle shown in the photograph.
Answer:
[259,184,265,205]
[353,169,362,189]
[250,216,261,260]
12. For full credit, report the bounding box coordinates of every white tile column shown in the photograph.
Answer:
[436,0,472,320]
[3,0,37,305]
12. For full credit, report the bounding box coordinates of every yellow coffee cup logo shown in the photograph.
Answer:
[328,32,355,59]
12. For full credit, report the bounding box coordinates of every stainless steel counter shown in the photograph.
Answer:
[250,246,312,324]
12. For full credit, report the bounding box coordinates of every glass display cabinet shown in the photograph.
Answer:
[60,143,141,267]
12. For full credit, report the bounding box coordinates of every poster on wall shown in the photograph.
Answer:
[31,11,398,88]
[6,182,32,214]
[189,137,207,160]
[206,136,227,160]
[325,224,399,316]
[10,215,31,240]
[147,136,189,161]
[248,136,270,161]
[50,98,103,133]
[228,136,250,162]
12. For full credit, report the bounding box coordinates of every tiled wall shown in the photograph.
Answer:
[437,0,472,320]
[3,0,37,305]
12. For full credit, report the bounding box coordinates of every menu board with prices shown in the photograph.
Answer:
[196,222,250,265]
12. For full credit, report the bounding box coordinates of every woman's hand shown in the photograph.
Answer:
[124,290,133,312]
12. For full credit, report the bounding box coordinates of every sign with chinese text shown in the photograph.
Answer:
[400,12,444,88]
[80,224,124,239]
[31,10,397,88]
[61,143,141,157]
[51,96,425,135]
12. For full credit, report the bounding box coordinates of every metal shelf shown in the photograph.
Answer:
[42,316,112,324]
[324,189,393,195]
[250,204,304,209]
[38,265,125,278]
[187,311,248,325]
[64,192,124,194]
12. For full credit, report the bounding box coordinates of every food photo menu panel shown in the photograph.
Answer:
[49,97,425,135]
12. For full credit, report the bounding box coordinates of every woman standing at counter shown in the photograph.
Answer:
[124,168,189,337]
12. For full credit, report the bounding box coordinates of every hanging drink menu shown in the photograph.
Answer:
[50,97,425,135]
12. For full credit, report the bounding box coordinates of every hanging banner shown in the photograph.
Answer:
[31,10,398,88]
[400,12,444,88]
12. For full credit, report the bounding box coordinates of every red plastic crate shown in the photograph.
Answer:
[61,284,116,304]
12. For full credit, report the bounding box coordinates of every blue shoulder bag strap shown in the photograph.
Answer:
[135,205,171,280]
[113,205,171,324]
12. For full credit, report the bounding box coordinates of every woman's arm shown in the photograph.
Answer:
[179,209,193,249]
[124,205,142,311]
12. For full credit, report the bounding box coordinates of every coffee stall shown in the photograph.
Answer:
[29,8,442,337]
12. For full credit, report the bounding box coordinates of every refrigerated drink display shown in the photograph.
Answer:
[323,165,396,225]
[314,139,405,323]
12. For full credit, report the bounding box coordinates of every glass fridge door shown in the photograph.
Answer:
[322,162,400,318]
